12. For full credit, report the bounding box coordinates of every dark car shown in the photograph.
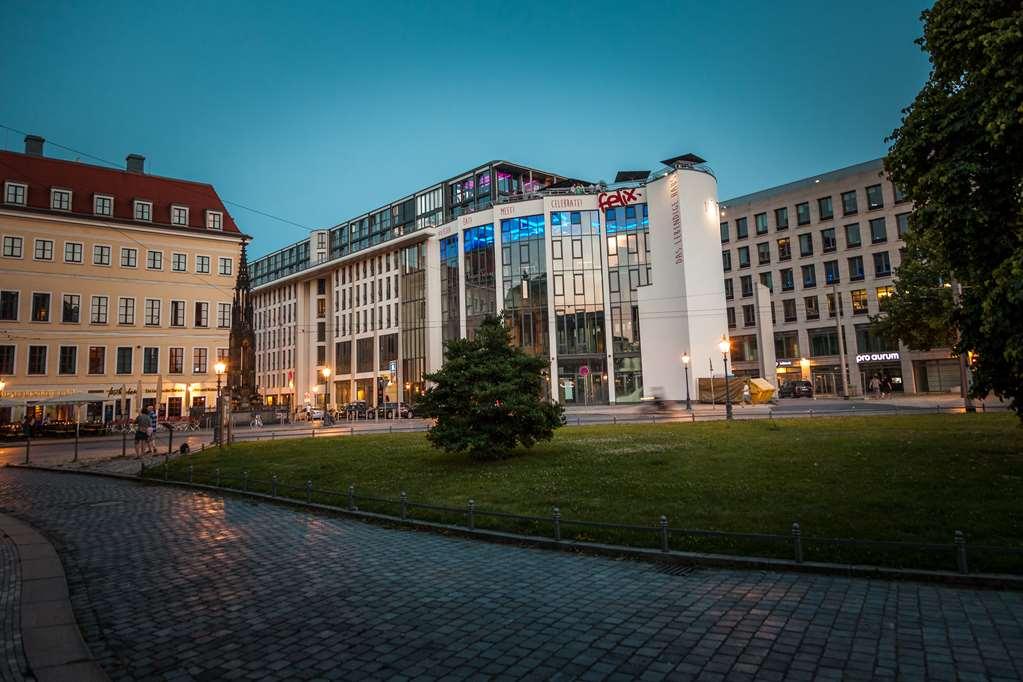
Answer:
[376,402,415,419]
[779,380,813,398]
[343,401,373,419]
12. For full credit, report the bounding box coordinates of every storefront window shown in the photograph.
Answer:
[463,224,495,339]
[439,235,460,352]
[501,215,548,356]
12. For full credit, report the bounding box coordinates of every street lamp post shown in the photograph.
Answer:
[321,367,332,413]
[719,337,733,421]
[680,353,692,411]
[214,361,226,445]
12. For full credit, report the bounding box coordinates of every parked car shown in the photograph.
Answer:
[343,401,373,419]
[779,380,814,398]
[376,402,415,419]
[307,407,325,419]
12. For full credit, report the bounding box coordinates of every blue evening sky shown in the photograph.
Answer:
[1,0,931,255]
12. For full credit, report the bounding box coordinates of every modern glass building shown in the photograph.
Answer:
[250,155,730,410]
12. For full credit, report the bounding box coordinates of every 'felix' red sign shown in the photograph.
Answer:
[597,188,642,211]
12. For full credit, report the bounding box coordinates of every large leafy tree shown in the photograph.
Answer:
[882,0,1023,417]
[417,316,563,459]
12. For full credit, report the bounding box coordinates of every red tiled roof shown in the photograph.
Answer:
[0,150,243,235]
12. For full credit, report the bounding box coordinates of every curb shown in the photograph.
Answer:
[0,512,109,682]
[7,463,1023,591]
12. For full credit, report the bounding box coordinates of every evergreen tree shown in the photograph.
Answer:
[417,316,563,459]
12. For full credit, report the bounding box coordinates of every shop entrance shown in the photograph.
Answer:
[859,362,904,394]
[558,357,608,405]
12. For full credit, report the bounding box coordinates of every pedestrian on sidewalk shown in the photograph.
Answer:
[146,405,158,454]
[869,375,881,399]
[742,381,751,406]
[134,408,151,458]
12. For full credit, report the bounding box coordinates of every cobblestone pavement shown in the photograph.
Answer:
[0,469,1021,681]
[0,532,29,682]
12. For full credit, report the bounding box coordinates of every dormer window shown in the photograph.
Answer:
[94,194,113,216]
[4,182,26,205]
[171,205,189,226]
[50,188,71,211]
[134,200,152,222]
[206,210,223,231]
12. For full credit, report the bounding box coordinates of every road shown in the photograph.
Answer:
[1,468,1020,681]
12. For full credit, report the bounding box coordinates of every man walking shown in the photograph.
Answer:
[134,407,151,458]
[146,405,158,454]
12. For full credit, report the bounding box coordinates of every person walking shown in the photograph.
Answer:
[869,374,881,399]
[134,407,151,458]
[741,381,751,406]
[146,405,158,454]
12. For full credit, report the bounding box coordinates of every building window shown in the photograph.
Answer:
[217,303,231,328]
[168,347,184,374]
[740,275,753,298]
[755,213,768,235]
[0,291,18,321]
[59,346,76,375]
[146,250,162,269]
[134,200,152,221]
[28,346,47,375]
[720,222,729,243]
[896,213,910,239]
[722,250,732,272]
[742,304,756,327]
[116,347,132,374]
[796,202,810,225]
[759,271,773,292]
[170,300,185,327]
[143,347,159,374]
[727,307,736,328]
[219,257,233,276]
[4,182,27,205]
[869,217,887,243]
[848,255,865,281]
[34,239,53,260]
[196,255,210,273]
[737,246,750,268]
[735,217,748,240]
[90,245,111,266]
[845,223,862,248]
[824,260,840,285]
[873,251,892,277]
[144,299,160,326]
[876,286,895,305]
[798,233,813,257]
[193,348,208,374]
[31,293,50,322]
[805,295,820,320]
[774,207,788,230]
[2,236,23,258]
[783,299,797,322]
[88,346,105,374]
[893,184,909,204]
[841,190,858,215]
[851,289,869,315]
[809,328,841,357]
[118,297,135,324]
[866,184,884,210]
[206,211,223,230]
[757,242,771,265]
[821,228,836,253]
[62,294,80,323]
[171,253,187,272]
[780,268,794,291]
[194,302,209,328]
[724,278,734,300]
[817,196,833,221]
[0,345,12,375]
[801,264,817,288]
[64,242,83,263]
[121,247,137,268]
[171,205,189,226]
[90,295,108,324]
[50,189,71,211]
[94,195,113,216]
[777,237,791,261]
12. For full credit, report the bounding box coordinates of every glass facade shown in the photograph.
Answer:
[439,235,460,352]
[463,224,496,339]
[400,242,428,401]
[501,215,548,356]
[605,204,649,403]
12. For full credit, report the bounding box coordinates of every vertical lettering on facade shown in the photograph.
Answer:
[669,175,683,265]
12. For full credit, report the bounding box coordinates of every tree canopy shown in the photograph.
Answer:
[881,0,1023,416]
[417,316,563,459]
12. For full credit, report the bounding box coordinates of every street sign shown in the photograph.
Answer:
[389,360,397,373]
[578,366,589,378]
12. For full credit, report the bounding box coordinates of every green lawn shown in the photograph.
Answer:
[153,413,1023,573]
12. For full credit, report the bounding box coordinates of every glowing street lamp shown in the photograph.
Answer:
[719,337,733,421]
[214,361,227,445]
[321,367,332,410]
[680,353,691,411]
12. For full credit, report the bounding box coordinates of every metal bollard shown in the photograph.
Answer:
[163,460,168,481]
[122,429,127,458]
[188,464,193,483]
[167,426,173,455]
[312,428,316,438]
[24,437,30,464]
[272,431,276,440]
[467,499,476,530]
[216,467,221,488]
[660,516,669,552]
[350,427,354,436]
[552,507,561,541]
[347,485,355,511]
[613,415,616,425]
[139,459,145,477]
[955,530,969,574]
[400,491,408,520]
[243,471,249,491]
[306,480,313,503]
[576,416,581,426]
[271,474,278,497]
[809,409,814,418]
[691,412,696,423]
[792,522,803,563]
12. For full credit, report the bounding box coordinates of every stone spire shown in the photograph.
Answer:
[228,241,259,409]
